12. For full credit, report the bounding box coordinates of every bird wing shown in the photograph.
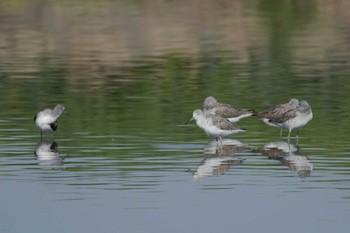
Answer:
[272,108,299,124]
[211,115,241,131]
[214,104,251,118]
[257,104,292,121]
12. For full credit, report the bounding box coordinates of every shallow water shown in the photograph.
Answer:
[1,1,350,233]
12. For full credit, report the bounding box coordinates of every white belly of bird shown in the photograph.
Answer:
[205,124,233,138]
[35,114,56,132]
[36,121,53,132]
[196,117,235,138]
[283,112,313,130]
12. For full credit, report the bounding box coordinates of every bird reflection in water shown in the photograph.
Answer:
[193,139,252,181]
[259,141,313,178]
[34,140,64,166]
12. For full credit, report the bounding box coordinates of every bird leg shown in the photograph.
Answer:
[296,130,300,145]
[287,129,291,144]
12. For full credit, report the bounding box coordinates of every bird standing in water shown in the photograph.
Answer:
[277,100,313,141]
[256,98,299,137]
[188,109,246,141]
[256,99,312,142]
[34,104,66,140]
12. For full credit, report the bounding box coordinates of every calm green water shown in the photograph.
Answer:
[1,1,350,233]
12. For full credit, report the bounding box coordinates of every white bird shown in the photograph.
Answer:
[256,98,300,137]
[257,99,313,141]
[277,100,313,140]
[189,109,245,141]
[203,96,255,123]
[34,104,66,139]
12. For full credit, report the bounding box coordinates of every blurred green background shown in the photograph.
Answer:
[0,0,349,147]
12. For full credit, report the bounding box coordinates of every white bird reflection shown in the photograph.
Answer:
[259,141,313,178]
[34,140,64,166]
[193,139,252,181]
[203,138,253,156]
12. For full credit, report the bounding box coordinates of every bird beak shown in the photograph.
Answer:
[184,117,194,125]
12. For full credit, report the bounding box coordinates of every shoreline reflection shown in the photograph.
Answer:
[259,141,313,178]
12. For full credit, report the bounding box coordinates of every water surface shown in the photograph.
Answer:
[1,1,350,233]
